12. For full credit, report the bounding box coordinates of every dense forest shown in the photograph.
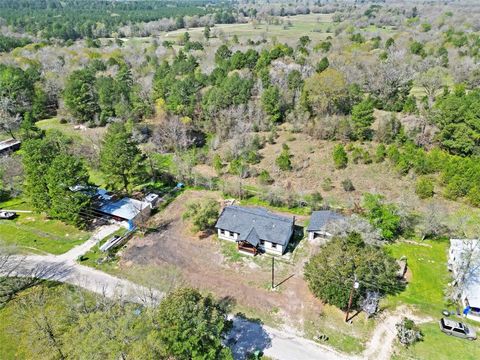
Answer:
[0,0,236,40]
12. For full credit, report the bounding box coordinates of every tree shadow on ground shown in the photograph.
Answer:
[224,313,272,360]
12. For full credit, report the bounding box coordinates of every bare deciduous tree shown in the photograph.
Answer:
[0,98,21,139]
[152,116,193,153]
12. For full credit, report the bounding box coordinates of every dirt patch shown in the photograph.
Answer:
[120,190,323,327]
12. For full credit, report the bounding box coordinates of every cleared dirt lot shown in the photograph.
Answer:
[120,190,322,327]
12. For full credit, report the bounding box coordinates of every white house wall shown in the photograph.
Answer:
[218,229,238,242]
[261,241,283,255]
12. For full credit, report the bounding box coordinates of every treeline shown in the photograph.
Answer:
[63,59,152,125]
[385,142,480,207]
[0,63,53,139]
[20,123,148,226]
[0,34,31,52]
[0,0,235,40]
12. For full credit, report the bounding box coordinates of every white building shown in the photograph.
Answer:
[215,206,295,256]
[448,239,480,322]
[306,210,345,242]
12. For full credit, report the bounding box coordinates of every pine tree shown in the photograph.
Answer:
[100,123,146,192]
[332,144,348,169]
[351,99,375,140]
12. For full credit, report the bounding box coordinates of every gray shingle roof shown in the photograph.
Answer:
[215,206,294,246]
[239,227,260,247]
[306,210,344,232]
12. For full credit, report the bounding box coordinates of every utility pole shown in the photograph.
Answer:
[271,257,275,289]
[345,275,359,322]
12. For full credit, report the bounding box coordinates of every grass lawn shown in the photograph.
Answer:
[0,198,90,254]
[392,322,480,360]
[304,304,375,354]
[384,239,480,359]
[167,13,334,44]
[36,118,83,139]
[383,239,450,317]
[239,195,311,216]
[0,299,17,359]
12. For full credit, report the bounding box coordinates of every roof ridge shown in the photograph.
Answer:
[228,206,293,223]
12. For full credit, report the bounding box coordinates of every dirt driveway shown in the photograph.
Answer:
[121,190,322,327]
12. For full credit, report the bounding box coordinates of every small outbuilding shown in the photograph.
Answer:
[215,206,295,256]
[96,197,151,230]
[0,138,21,155]
[306,210,345,241]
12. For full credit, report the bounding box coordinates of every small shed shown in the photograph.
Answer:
[0,138,21,155]
[306,210,345,241]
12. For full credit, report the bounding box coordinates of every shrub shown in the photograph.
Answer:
[375,144,386,163]
[228,158,249,178]
[276,145,292,171]
[362,193,402,241]
[258,170,274,185]
[333,144,348,169]
[309,192,324,210]
[182,198,220,232]
[396,318,423,347]
[362,150,372,164]
[322,177,333,191]
[342,179,355,192]
[212,154,223,175]
[467,186,480,207]
[351,147,363,164]
[415,177,434,199]
[316,57,329,73]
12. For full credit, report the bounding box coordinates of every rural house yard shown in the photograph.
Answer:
[2,1,480,359]
[116,190,376,352]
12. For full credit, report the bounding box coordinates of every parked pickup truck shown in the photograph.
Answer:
[0,211,16,220]
[439,318,477,340]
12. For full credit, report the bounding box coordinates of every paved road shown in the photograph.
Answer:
[0,225,162,305]
[226,316,358,360]
[56,224,120,262]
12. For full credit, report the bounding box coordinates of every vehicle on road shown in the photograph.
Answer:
[439,318,477,340]
[0,211,16,220]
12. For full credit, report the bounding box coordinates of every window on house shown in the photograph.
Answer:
[260,240,265,246]
[229,231,234,237]
[220,229,225,235]
[271,243,277,249]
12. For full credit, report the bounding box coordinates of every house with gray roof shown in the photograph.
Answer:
[215,206,295,256]
[306,210,345,241]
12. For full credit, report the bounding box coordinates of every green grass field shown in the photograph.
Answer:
[0,298,17,359]
[383,239,450,316]
[167,14,334,44]
[0,198,90,254]
[36,118,83,139]
[383,239,480,359]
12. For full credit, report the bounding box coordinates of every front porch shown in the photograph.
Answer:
[237,241,258,256]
